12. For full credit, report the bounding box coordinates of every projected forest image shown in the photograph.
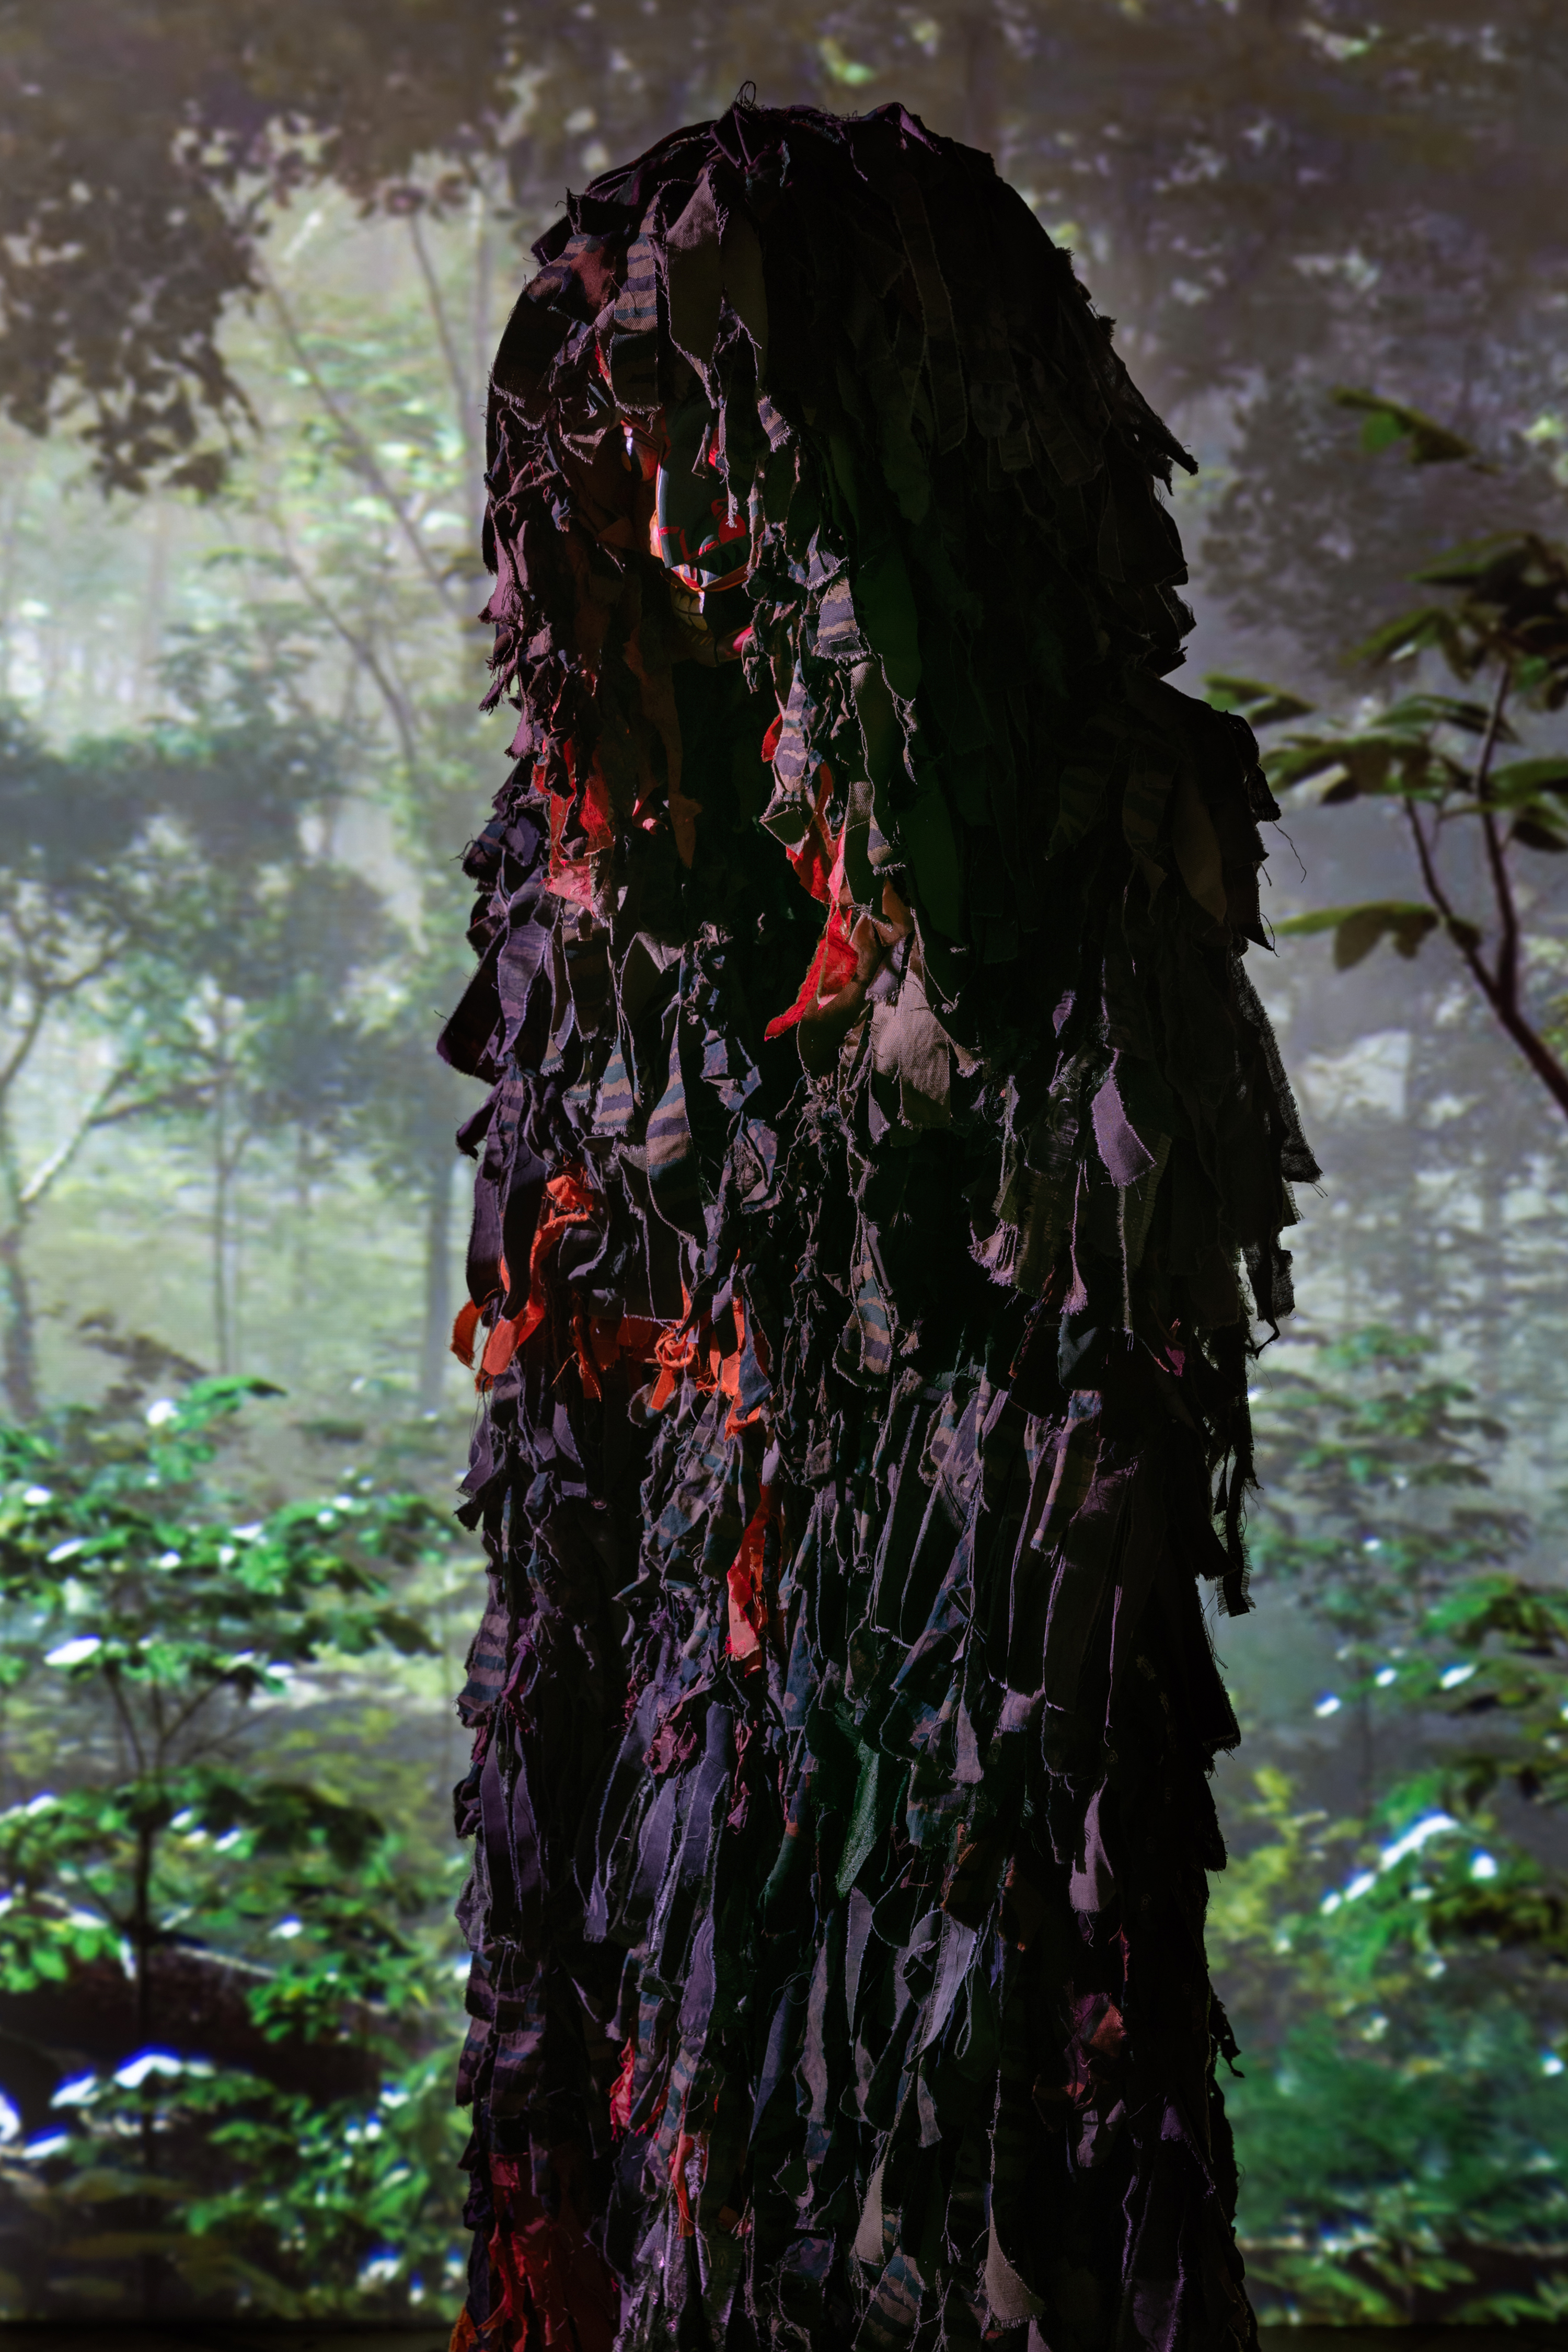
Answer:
[2,1,1568,2331]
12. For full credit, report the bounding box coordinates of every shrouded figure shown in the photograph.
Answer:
[444,93,1315,2352]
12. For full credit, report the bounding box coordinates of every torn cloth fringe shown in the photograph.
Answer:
[445,93,1316,2352]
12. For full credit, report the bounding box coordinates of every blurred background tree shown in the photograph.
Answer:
[3,0,1568,2321]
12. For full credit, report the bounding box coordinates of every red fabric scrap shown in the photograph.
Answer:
[608,2039,637,2138]
[545,789,596,907]
[725,1482,777,1669]
[786,763,837,904]
[764,820,859,1040]
[468,2141,619,2352]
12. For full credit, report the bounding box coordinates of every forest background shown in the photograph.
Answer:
[2,0,1568,2325]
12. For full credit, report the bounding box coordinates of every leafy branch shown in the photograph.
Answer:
[1209,396,1568,1121]
[257,265,464,624]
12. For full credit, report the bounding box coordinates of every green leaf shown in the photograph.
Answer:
[1275,902,1440,967]
[1202,675,1316,727]
[1493,756,1568,800]
[1388,906,1443,958]
[1378,693,1501,738]
[1270,727,1465,805]
[1353,605,1469,669]
[1413,531,1554,589]
[1332,387,1478,467]
[1333,905,1400,969]
[1510,817,1568,852]
[818,35,876,85]
[1360,407,1404,454]
[1266,740,1354,790]
[1273,906,1361,938]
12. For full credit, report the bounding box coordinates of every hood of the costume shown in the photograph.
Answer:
[476,98,1281,1040]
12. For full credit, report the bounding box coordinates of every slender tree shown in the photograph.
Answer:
[1227,396,1568,1127]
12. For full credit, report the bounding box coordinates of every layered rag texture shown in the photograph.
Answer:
[444,97,1317,2352]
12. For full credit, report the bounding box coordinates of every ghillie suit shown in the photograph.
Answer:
[445,95,1315,2352]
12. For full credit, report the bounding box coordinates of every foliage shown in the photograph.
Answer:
[1330,387,1486,472]
[0,1376,472,2314]
[0,7,1562,2320]
[1209,1333,1568,2321]
[1245,1325,1523,1653]
[1217,1760,1568,2323]
[4,0,1566,620]
[0,1374,449,1980]
[1229,2010,1568,2326]
[1213,395,1568,1122]
[0,2049,468,2317]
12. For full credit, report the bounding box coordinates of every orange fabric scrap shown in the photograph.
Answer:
[450,1297,483,1369]
[477,1171,599,1387]
[573,1307,663,1401]
[648,1320,700,1414]
[668,2126,705,2238]
[645,1289,766,1427]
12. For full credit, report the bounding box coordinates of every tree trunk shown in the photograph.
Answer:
[0,1224,36,1423]
[211,1015,237,1375]
[132,1816,160,2319]
[417,1149,453,1414]
[132,1820,155,2043]
[0,1111,38,1421]
[470,182,495,551]
[290,1124,313,1386]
